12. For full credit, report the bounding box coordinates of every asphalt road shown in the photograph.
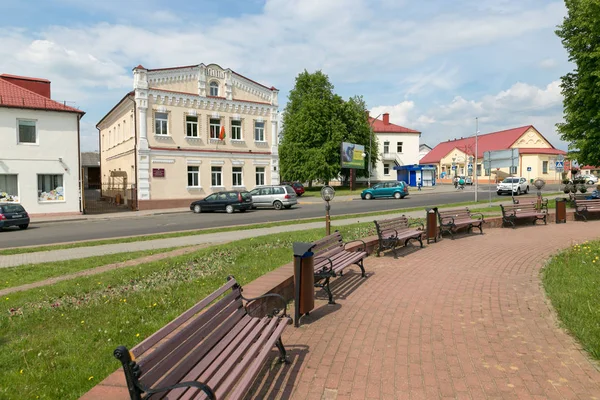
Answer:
[0,187,557,248]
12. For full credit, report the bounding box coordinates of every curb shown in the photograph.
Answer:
[31,210,190,225]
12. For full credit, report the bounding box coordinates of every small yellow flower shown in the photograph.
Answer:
[19,369,23,374]
[136,333,140,337]
[153,303,157,307]
[81,320,85,324]
[5,297,8,300]
[123,299,127,303]
[88,376,94,381]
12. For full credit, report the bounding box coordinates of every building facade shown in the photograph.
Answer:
[367,113,421,183]
[420,125,567,183]
[97,64,280,210]
[0,74,84,216]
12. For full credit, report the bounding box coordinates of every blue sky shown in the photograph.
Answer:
[0,0,570,152]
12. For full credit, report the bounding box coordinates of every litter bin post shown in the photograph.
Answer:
[425,207,438,244]
[555,197,567,224]
[293,242,316,327]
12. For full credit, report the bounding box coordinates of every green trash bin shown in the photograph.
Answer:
[530,179,534,183]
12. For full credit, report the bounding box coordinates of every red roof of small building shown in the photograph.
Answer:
[419,125,560,164]
[0,77,83,114]
[368,115,420,134]
[0,73,50,83]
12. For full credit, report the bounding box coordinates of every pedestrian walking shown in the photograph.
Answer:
[417,178,422,191]
[453,176,458,189]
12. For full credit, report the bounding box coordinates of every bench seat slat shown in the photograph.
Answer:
[132,279,238,358]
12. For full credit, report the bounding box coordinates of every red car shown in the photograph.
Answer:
[283,182,305,196]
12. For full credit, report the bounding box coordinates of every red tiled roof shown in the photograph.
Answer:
[0,73,50,83]
[420,125,541,164]
[0,77,83,114]
[517,148,566,155]
[368,117,420,134]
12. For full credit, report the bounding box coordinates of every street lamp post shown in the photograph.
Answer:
[368,113,383,188]
[320,186,335,235]
[475,117,479,202]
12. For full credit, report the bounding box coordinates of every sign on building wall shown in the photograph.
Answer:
[152,168,165,178]
[341,142,365,169]
[483,149,519,169]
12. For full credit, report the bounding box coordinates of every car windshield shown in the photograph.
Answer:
[1,204,25,213]
[241,192,251,200]
[502,178,518,183]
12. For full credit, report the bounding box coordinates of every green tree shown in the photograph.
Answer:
[279,70,377,184]
[556,0,600,165]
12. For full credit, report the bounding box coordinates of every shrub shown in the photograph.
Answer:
[579,185,588,193]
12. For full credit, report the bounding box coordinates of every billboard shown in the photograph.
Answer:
[483,149,519,169]
[341,142,365,169]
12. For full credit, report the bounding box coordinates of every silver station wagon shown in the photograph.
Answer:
[249,185,298,210]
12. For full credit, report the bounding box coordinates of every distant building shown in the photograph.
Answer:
[419,144,432,161]
[420,125,566,183]
[81,152,100,189]
[0,74,84,216]
[97,63,280,210]
[366,113,421,182]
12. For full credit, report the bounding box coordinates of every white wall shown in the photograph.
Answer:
[370,133,420,182]
[0,108,80,215]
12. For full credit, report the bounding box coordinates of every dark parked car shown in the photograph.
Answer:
[190,191,252,214]
[0,203,30,230]
[282,182,305,196]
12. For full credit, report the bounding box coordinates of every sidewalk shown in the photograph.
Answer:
[1,202,496,268]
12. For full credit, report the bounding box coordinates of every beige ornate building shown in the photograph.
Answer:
[97,64,280,210]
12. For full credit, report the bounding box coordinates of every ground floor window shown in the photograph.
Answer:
[211,166,222,187]
[232,167,243,186]
[187,166,199,187]
[255,167,265,186]
[38,174,64,202]
[0,174,19,202]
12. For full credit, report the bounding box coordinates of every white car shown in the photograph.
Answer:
[497,177,529,196]
[582,175,598,185]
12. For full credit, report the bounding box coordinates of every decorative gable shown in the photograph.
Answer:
[511,127,552,149]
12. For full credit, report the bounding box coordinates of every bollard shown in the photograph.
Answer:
[293,242,316,327]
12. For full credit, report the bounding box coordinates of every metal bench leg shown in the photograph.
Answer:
[275,338,291,364]
[357,259,366,277]
[323,276,335,305]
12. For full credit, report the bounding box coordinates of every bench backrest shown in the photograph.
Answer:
[500,203,538,214]
[131,278,245,390]
[437,208,471,222]
[312,231,344,257]
[574,199,600,208]
[373,216,410,238]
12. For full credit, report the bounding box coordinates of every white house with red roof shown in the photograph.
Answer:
[366,113,421,183]
[97,63,280,210]
[420,125,567,183]
[0,74,85,217]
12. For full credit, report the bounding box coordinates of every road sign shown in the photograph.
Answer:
[557,154,565,162]
[483,149,519,169]
[468,163,473,169]
[556,161,564,169]
[527,167,532,172]
[451,165,457,171]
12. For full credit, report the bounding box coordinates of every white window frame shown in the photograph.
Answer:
[232,167,243,187]
[383,141,389,154]
[17,119,38,145]
[37,174,65,202]
[186,115,198,137]
[397,142,403,153]
[209,81,219,97]
[254,121,265,142]
[209,118,221,139]
[231,119,242,140]
[187,166,200,188]
[211,166,223,187]
[255,167,265,186]
[155,112,169,136]
[542,161,548,174]
[383,164,390,176]
[0,174,19,202]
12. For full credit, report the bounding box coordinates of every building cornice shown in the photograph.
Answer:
[149,147,272,159]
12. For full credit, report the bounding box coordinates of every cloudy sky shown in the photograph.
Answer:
[1,0,570,152]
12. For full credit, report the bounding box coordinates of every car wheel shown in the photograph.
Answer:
[225,205,234,214]
[193,204,202,214]
[517,188,521,196]
[273,201,283,210]
[394,192,401,199]
[589,180,595,185]
[19,224,29,230]
[525,186,529,194]
[365,193,373,200]
[497,191,502,196]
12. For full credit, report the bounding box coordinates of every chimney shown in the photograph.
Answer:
[0,74,51,98]
[383,113,390,125]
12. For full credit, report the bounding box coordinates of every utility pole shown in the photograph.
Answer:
[368,113,382,187]
[475,117,479,202]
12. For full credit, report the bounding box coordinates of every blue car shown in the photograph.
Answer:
[361,181,409,200]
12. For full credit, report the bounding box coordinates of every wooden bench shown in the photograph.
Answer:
[569,192,589,207]
[500,203,547,228]
[113,276,292,400]
[574,198,600,221]
[513,196,548,212]
[373,215,424,257]
[436,208,484,239]
[312,231,368,304]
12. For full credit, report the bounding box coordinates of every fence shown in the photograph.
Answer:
[82,183,137,214]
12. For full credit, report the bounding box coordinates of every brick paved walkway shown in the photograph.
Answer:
[251,221,600,399]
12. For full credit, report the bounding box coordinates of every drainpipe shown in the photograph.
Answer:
[131,96,139,211]
[77,113,82,213]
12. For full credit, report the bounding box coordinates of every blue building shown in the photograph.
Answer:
[394,165,437,187]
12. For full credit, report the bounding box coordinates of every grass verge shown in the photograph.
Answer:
[0,221,381,399]
[0,248,179,291]
[542,239,600,361]
[0,194,563,256]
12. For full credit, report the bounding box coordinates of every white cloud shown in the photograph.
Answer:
[370,101,415,126]
[539,58,557,69]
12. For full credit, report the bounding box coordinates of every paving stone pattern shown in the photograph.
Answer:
[249,221,600,399]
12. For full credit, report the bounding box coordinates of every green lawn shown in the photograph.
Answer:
[542,240,600,361]
[0,222,378,400]
[0,248,178,291]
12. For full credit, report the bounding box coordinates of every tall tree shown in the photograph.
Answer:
[279,70,378,184]
[556,0,600,165]
[339,95,378,180]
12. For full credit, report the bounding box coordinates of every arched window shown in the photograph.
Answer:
[209,81,219,97]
